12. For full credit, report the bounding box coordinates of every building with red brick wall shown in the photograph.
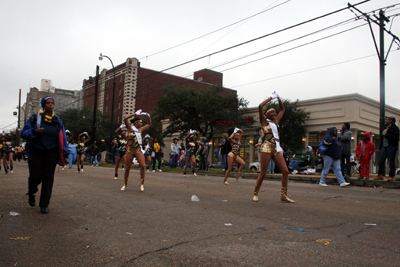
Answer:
[82,57,236,125]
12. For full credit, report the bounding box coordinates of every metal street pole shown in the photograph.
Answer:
[99,53,117,163]
[92,65,100,142]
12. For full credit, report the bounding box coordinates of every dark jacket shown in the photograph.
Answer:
[383,123,399,147]
[337,130,352,155]
[322,127,342,160]
[100,142,108,152]
[21,113,70,166]
[90,144,99,155]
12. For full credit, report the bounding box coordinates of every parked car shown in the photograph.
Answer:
[209,161,238,170]
[249,162,260,171]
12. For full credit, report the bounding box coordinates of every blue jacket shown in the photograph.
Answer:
[21,113,70,166]
[322,127,342,160]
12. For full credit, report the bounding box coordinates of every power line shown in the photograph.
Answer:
[230,48,400,88]
[1,121,17,130]
[218,24,366,73]
[138,0,292,61]
[55,0,372,111]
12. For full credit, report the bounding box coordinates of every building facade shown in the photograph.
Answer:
[81,57,234,126]
[21,86,81,127]
[162,93,400,173]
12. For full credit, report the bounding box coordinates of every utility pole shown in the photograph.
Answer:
[92,65,100,142]
[348,4,400,159]
[16,89,21,146]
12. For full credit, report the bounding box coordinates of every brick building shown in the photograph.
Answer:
[81,57,235,125]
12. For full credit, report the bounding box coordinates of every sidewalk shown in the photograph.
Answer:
[192,171,400,189]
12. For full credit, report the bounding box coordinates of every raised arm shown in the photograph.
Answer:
[124,113,136,132]
[140,112,152,132]
[258,97,272,126]
[275,98,285,124]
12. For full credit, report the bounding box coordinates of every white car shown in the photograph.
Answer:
[249,162,260,171]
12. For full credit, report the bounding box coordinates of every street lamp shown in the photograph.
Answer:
[99,53,117,163]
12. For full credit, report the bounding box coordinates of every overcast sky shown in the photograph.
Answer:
[1,0,399,131]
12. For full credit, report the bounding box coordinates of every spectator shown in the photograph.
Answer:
[219,133,229,170]
[179,150,185,168]
[100,139,108,163]
[319,127,350,187]
[170,138,180,168]
[375,115,399,181]
[356,132,375,180]
[338,122,352,180]
[17,145,24,161]
[89,141,99,167]
[289,146,315,174]
[200,138,210,172]
[151,138,162,172]
[68,139,77,169]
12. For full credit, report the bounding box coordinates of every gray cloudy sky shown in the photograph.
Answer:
[1,0,399,131]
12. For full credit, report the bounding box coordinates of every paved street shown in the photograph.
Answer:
[1,161,399,267]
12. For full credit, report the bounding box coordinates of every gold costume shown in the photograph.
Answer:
[260,124,279,155]
[228,140,240,159]
[77,142,85,154]
[127,132,142,155]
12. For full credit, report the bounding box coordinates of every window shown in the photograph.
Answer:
[117,116,120,122]
[106,106,108,112]
[120,76,122,82]
[118,103,120,109]
[119,89,121,96]
[106,93,108,100]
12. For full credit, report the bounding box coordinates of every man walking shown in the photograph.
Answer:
[89,141,99,167]
[338,122,352,181]
[100,139,108,163]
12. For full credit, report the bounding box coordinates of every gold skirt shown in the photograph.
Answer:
[228,151,238,160]
[260,141,278,156]
[127,146,142,156]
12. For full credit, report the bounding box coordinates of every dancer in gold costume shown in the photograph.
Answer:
[121,110,151,192]
[223,128,245,185]
[253,92,294,203]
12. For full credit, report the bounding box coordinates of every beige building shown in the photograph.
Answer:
[162,93,400,173]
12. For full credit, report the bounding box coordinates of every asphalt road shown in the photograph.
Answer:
[1,162,399,267]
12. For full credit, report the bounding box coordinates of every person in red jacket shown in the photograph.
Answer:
[356,132,375,180]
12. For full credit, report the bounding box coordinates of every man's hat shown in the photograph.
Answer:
[386,115,396,121]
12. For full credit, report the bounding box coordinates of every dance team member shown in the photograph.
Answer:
[21,96,69,214]
[223,128,245,185]
[142,134,153,172]
[113,124,128,180]
[2,132,16,174]
[253,92,295,203]
[76,132,90,173]
[183,130,198,177]
[121,110,151,191]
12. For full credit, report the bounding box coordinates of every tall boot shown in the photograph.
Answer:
[223,177,229,185]
[280,187,295,203]
[235,172,241,182]
[140,179,144,192]
[253,186,260,202]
